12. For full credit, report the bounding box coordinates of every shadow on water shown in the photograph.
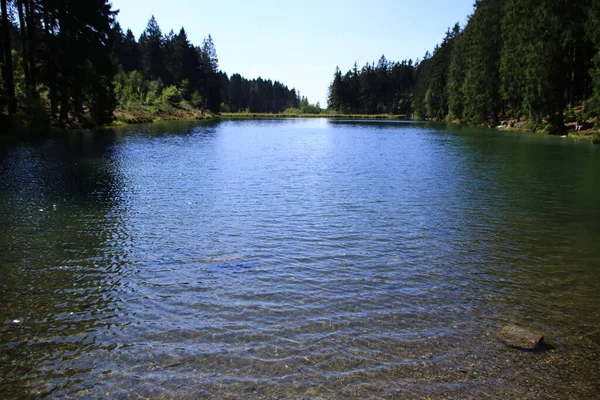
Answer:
[0,128,133,397]
[327,118,446,131]
[113,119,220,138]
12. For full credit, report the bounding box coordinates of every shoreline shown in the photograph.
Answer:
[2,111,598,145]
[219,112,412,120]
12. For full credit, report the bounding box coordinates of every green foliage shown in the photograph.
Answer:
[0,0,117,128]
[412,53,433,119]
[282,107,301,115]
[327,1,597,134]
[447,35,466,122]
[586,2,600,120]
[300,98,321,114]
[458,0,504,126]
[179,79,192,101]
[190,91,204,109]
[422,25,460,120]
[500,0,591,131]
[328,58,415,114]
[161,85,182,106]
[115,70,148,105]
[221,73,300,113]
[145,78,164,105]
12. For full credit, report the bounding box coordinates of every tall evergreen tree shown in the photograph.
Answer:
[447,30,466,121]
[500,0,586,131]
[55,0,116,124]
[585,0,600,121]
[327,66,343,111]
[1,0,16,116]
[200,34,220,113]
[139,15,164,81]
[459,0,504,125]
[423,25,460,120]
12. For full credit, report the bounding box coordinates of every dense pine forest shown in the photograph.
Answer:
[2,1,600,134]
[0,1,307,132]
[329,0,600,133]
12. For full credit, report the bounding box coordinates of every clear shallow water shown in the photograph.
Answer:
[1,119,599,399]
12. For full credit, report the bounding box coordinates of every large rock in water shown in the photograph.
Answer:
[498,325,545,350]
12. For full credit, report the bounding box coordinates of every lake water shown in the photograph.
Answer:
[1,119,599,398]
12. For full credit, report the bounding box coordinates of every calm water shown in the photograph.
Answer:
[1,119,599,399]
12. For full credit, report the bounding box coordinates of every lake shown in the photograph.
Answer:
[1,119,599,398]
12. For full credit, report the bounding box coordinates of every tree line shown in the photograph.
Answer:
[329,0,600,132]
[111,16,222,114]
[0,0,116,129]
[0,1,309,132]
[328,57,415,115]
[218,72,301,113]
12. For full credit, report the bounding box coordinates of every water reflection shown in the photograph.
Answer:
[0,120,599,398]
[0,129,130,396]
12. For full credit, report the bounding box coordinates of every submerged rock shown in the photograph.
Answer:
[498,325,544,350]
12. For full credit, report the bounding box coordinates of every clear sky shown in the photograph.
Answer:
[110,0,475,106]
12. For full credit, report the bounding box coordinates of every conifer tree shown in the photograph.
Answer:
[200,34,220,113]
[139,15,165,81]
[501,0,569,131]
[585,0,600,122]
[1,0,16,116]
[460,0,504,125]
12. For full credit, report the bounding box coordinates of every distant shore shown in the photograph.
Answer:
[219,112,412,120]
[2,109,597,146]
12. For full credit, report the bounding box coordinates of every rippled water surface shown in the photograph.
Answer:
[1,119,600,399]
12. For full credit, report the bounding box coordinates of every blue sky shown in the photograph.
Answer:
[111,0,475,106]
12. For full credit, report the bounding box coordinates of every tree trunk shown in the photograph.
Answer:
[569,45,576,108]
[25,0,35,87]
[58,3,68,123]
[17,0,30,88]
[42,2,57,117]
[1,0,17,115]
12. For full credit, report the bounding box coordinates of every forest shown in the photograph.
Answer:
[0,1,308,132]
[3,0,600,133]
[328,0,600,133]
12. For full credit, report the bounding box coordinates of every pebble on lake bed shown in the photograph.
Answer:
[498,325,545,350]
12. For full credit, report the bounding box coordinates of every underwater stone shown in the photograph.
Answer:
[498,325,544,350]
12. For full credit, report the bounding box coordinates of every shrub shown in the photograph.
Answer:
[190,91,203,109]
[161,86,182,106]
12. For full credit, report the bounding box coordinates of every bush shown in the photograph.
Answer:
[283,107,301,115]
[190,91,203,109]
[161,86,182,106]
[300,104,321,114]
[145,79,164,105]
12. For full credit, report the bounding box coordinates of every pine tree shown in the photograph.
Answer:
[200,34,220,113]
[423,25,460,120]
[460,0,504,125]
[447,31,466,121]
[327,66,343,111]
[500,0,571,131]
[1,0,16,116]
[55,0,117,124]
[139,15,165,81]
[587,0,600,122]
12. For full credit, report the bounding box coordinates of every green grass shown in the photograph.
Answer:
[112,102,217,126]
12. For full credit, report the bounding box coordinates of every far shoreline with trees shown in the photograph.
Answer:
[0,2,320,135]
[328,0,600,139]
[1,0,599,142]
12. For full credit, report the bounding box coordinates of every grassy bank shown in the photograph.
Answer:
[495,126,600,144]
[566,130,600,144]
[112,103,217,126]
